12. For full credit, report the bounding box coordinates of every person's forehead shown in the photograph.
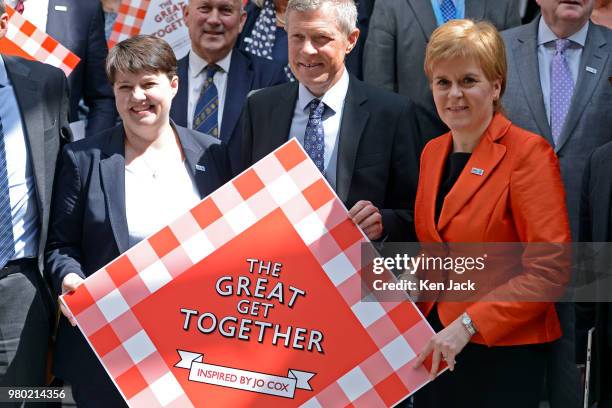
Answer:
[189,0,241,8]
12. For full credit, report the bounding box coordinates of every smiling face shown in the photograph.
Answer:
[536,0,594,37]
[184,0,246,63]
[113,70,178,138]
[431,57,501,138]
[286,4,359,96]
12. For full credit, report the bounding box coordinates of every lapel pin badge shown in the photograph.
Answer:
[54,5,68,11]
[195,164,206,172]
[585,66,597,74]
[471,167,484,176]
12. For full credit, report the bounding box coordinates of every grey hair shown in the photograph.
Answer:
[285,0,357,37]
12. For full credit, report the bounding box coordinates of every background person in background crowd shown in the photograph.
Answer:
[592,0,612,28]
[101,0,121,40]
[412,19,571,408]
[236,0,371,79]
[363,0,521,144]
[501,0,611,406]
[45,35,230,408]
[0,0,71,397]
[577,141,612,408]
[7,0,117,137]
[241,0,423,242]
[170,0,287,173]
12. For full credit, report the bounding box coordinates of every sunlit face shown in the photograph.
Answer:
[0,11,8,39]
[287,5,359,96]
[431,57,501,136]
[536,0,594,35]
[113,70,178,137]
[184,0,246,63]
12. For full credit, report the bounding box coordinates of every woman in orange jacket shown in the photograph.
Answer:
[411,20,571,408]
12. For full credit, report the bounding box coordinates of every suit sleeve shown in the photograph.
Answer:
[363,0,397,92]
[82,3,117,136]
[44,146,87,296]
[380,99,422,242]
[466,136,571,345]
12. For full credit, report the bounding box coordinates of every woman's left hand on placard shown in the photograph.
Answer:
[412,316,472,380]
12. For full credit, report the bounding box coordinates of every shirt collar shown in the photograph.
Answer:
[189,49,233,78]
[537,17,589,48]
[297,68,349,114]
[0,57,9,87]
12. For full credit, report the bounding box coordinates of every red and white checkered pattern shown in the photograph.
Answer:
[62,139,435,407]
[3,6,80,76]
[108,0,151,48]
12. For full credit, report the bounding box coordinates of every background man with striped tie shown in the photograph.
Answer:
[241,0,422,242]
[502,0,612,406]
[0,0,70,392]
[170,0,288,172]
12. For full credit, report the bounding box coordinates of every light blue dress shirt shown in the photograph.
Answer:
[537,18,589,125]
[288,69,350,191]
[431,0,465,26]
[0,57,39,260]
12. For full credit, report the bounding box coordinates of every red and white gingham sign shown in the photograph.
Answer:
[61,139,436,407]
[0,6,80,76]
[109,0,190,59]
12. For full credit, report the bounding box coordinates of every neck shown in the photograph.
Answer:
[546,19,587,39]
[124,122,176,157]
[451,115,493,153]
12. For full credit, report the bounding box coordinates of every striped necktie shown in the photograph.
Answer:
[440,0,456,23]
[0,114,15,268]
[193,64,220,138]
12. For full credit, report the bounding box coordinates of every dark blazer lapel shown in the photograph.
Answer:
[99,127,129,253]
[465,0,485,20]
[556,24,608,153]
[336,77,369,202]
[255,83,296,161]
[422,134,452,243]
[407,0,437,41]
[5,57,46,220]
[171,56,190,127]
[221,50,253,145]
[514,18,553,144]
[175,125,215,197]
[437,115,509,231]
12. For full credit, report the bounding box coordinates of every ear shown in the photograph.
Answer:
[492,78,502,101]
[170,75,179,98]
[238,8,247,33]
[0,12,9,40]
[345,27,360,54]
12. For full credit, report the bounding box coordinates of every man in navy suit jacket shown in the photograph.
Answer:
[170,0,287,172]
[46,0,117,137]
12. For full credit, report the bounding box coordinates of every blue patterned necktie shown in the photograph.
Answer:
[193,64,220,138]
[440,0,457,23]
[0,115,15,268]
[550,39,575,145]
[304,99,326,173]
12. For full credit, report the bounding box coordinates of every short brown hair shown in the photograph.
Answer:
[106,35,177,84]
[425,20,507,110]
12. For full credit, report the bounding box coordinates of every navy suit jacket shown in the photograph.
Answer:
[46,0,117,136]
[44,124,230,384]
[170,49,287,172]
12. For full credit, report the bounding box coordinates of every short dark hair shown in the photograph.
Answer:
[106,35,177,84]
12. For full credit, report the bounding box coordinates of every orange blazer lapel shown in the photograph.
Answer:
[437,114,510,232]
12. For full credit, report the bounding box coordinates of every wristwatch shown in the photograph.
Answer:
[461,312,476,336]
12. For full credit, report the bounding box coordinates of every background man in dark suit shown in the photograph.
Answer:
[577,141,612,408]
[9,0,117,137]
[171,0,287,172]
[241,0,422,242]
[501,1,611,406]
[363,0,521,142]
[0,0,70,390]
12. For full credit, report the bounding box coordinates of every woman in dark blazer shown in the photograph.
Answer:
[411,20,571,408]
[44,35,229,407]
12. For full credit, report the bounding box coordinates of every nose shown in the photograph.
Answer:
[449,82,462,98]
[206,9,221,26]
[130,86,146,102]
[301,39,317,56]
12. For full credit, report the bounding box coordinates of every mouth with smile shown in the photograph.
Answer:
[447,106,469,112]
[130,104,155,116]
[298,62,323,70]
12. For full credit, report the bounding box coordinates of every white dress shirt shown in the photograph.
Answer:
[125,158,200,248]
[187,49,232,131]
[7,0,49,31]
[289,69,350,190]
[0,57,39,260]
[537,18,589,125]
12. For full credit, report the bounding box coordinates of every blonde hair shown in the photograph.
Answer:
[425,19,507,109]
